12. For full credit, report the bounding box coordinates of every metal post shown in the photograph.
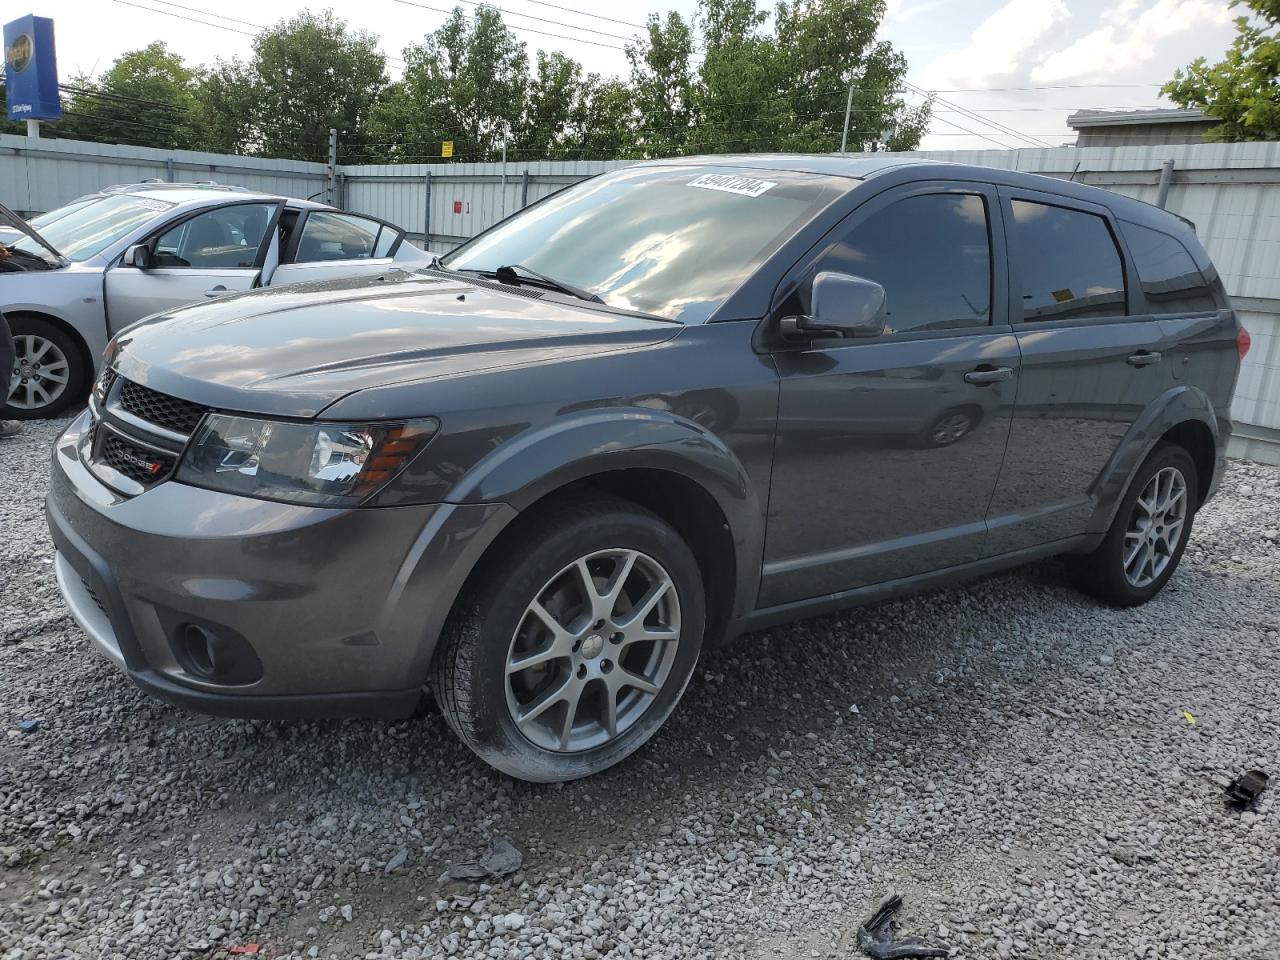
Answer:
[1156,158,1175,209]
[839,82,854,153]
[26,119,40,139]
[520,170,529,209]
[165,157,175,182]
[500,127,508,218]
[422,169,432,251]
[327,128,338,206]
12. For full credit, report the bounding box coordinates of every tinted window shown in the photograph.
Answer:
[445,166,844,323]
[295,212,385,262]
[153,203,273,269]
[815,193,992,335]
[1011,200,1125,321]
[1119,220,1216,313]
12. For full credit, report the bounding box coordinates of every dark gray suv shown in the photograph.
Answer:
[47,157,1248,781]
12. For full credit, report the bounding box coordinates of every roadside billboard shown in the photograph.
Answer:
[4,15,61,122]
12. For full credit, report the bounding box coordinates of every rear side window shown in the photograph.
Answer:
[1118,220,1216,314]
[294,212,386,263]
[815,193,992,335]
[1011,200,1126,322]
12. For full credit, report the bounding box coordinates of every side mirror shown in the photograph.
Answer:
[782,271,887,340]
[122,243,151,269]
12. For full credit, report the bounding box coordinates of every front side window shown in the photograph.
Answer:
[1118,220,1216,314]
[294,212,386,262]
[444,166,845,323]
[11,194,174,262]
[152,203,274,269]
[810,193,993,335]
[1011,200,1125,322]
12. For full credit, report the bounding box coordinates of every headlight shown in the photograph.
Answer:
[176,414,438,506]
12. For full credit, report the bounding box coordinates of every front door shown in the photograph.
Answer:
[761,182,1019,607]
[104,201,280,333]
[984,189,1178,554]
[268,210,403,288]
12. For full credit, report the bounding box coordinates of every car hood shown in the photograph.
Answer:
[111,270,682,418]
[0,199,65,264]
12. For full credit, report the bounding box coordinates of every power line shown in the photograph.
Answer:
[413,0,639,43]
[906,81,1049,149]
[512,0,648,30]
[58,83,187,115]
[392,0,629,50]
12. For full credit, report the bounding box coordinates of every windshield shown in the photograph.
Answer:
[29,196,100,228]
[443,166,845,323]
[11,194,174,262]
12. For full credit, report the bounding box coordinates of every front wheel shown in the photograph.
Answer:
[3,316,88,419]
[431,495,705,782]
[1067,443,1198,606]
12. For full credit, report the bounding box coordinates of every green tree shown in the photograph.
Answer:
[366,7,528,162]
[186,60,258,155]
[246,9,388,161]
[50,43,196,149]
[626,12,698,157]
[1164,0,1280,141]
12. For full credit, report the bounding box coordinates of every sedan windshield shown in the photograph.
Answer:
[443,166,846,323]
[11,194,174,262]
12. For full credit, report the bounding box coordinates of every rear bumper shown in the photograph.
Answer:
[47,410,516,719]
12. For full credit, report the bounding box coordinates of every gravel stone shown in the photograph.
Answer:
[1,417,1277,958]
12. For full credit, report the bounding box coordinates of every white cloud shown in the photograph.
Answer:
[921,0,1071,89]
[1031,0,1230,83]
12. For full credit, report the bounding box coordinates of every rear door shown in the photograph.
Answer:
[985,188,1177,554]
[268,210,405,287]
[761,181,1020,607]
[103,200,281,333]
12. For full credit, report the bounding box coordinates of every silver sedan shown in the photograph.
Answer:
[2,182,430,417]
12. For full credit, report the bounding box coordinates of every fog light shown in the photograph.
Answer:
[175,621,263,685]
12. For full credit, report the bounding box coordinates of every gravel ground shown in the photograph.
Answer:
[2,416,1277,960]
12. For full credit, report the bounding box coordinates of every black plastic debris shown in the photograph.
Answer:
[858,893,949,959]
[438,836,523,882]
[1225,770,1268,809]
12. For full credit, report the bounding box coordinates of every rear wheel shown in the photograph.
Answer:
[3,316,87,419]
[1067,443,1198,606]
[431,495,705,782]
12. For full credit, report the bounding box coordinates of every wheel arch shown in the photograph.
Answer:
[1087,385,1223,534]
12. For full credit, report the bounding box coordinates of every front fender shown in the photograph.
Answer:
[1087,384,1222,535]
[445,407,765,619]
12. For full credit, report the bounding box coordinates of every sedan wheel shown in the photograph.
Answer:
[8,333,71,411]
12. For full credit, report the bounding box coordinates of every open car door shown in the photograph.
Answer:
[268,210,423,287]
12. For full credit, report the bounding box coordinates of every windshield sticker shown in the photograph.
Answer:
[135,198,174,212]
[686,173,777,198]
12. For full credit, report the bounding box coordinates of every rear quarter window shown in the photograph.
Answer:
[1118,220,1217,314]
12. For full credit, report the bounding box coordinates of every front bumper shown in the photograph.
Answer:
[48,410,516,719]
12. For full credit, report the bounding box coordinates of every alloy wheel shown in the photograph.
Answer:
[1123,466,1188,588]
[931,412,973,445]
[8,334,70,411]
[505,548,682,753]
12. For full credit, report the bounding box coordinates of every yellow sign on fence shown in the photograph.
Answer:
[441,140,454,158]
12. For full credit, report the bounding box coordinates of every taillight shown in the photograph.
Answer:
[1237,326,1251,358]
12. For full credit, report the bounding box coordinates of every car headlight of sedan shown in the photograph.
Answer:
[176,414,438,506]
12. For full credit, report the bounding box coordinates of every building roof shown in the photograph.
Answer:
[1067,108,1211,129]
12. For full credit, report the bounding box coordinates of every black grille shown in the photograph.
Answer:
[118,380,208,435]
[99,432,176,487]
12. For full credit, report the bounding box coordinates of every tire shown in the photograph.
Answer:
[431,494,706,782]
[1066,443,1198,607]
[2,315,88,419]
[917,406,981,448]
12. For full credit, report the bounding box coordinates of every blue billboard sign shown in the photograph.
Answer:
[5,15,61,122]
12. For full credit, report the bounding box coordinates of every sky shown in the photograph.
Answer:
[28,0,1240,150]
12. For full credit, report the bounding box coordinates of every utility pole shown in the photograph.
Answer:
[500,125,509,218]
[839,82,854,154]
[327,128,339,206]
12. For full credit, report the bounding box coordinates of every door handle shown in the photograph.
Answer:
[204,285,229,298]
[1127,350,1163,367]
[964,365,1014,385]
